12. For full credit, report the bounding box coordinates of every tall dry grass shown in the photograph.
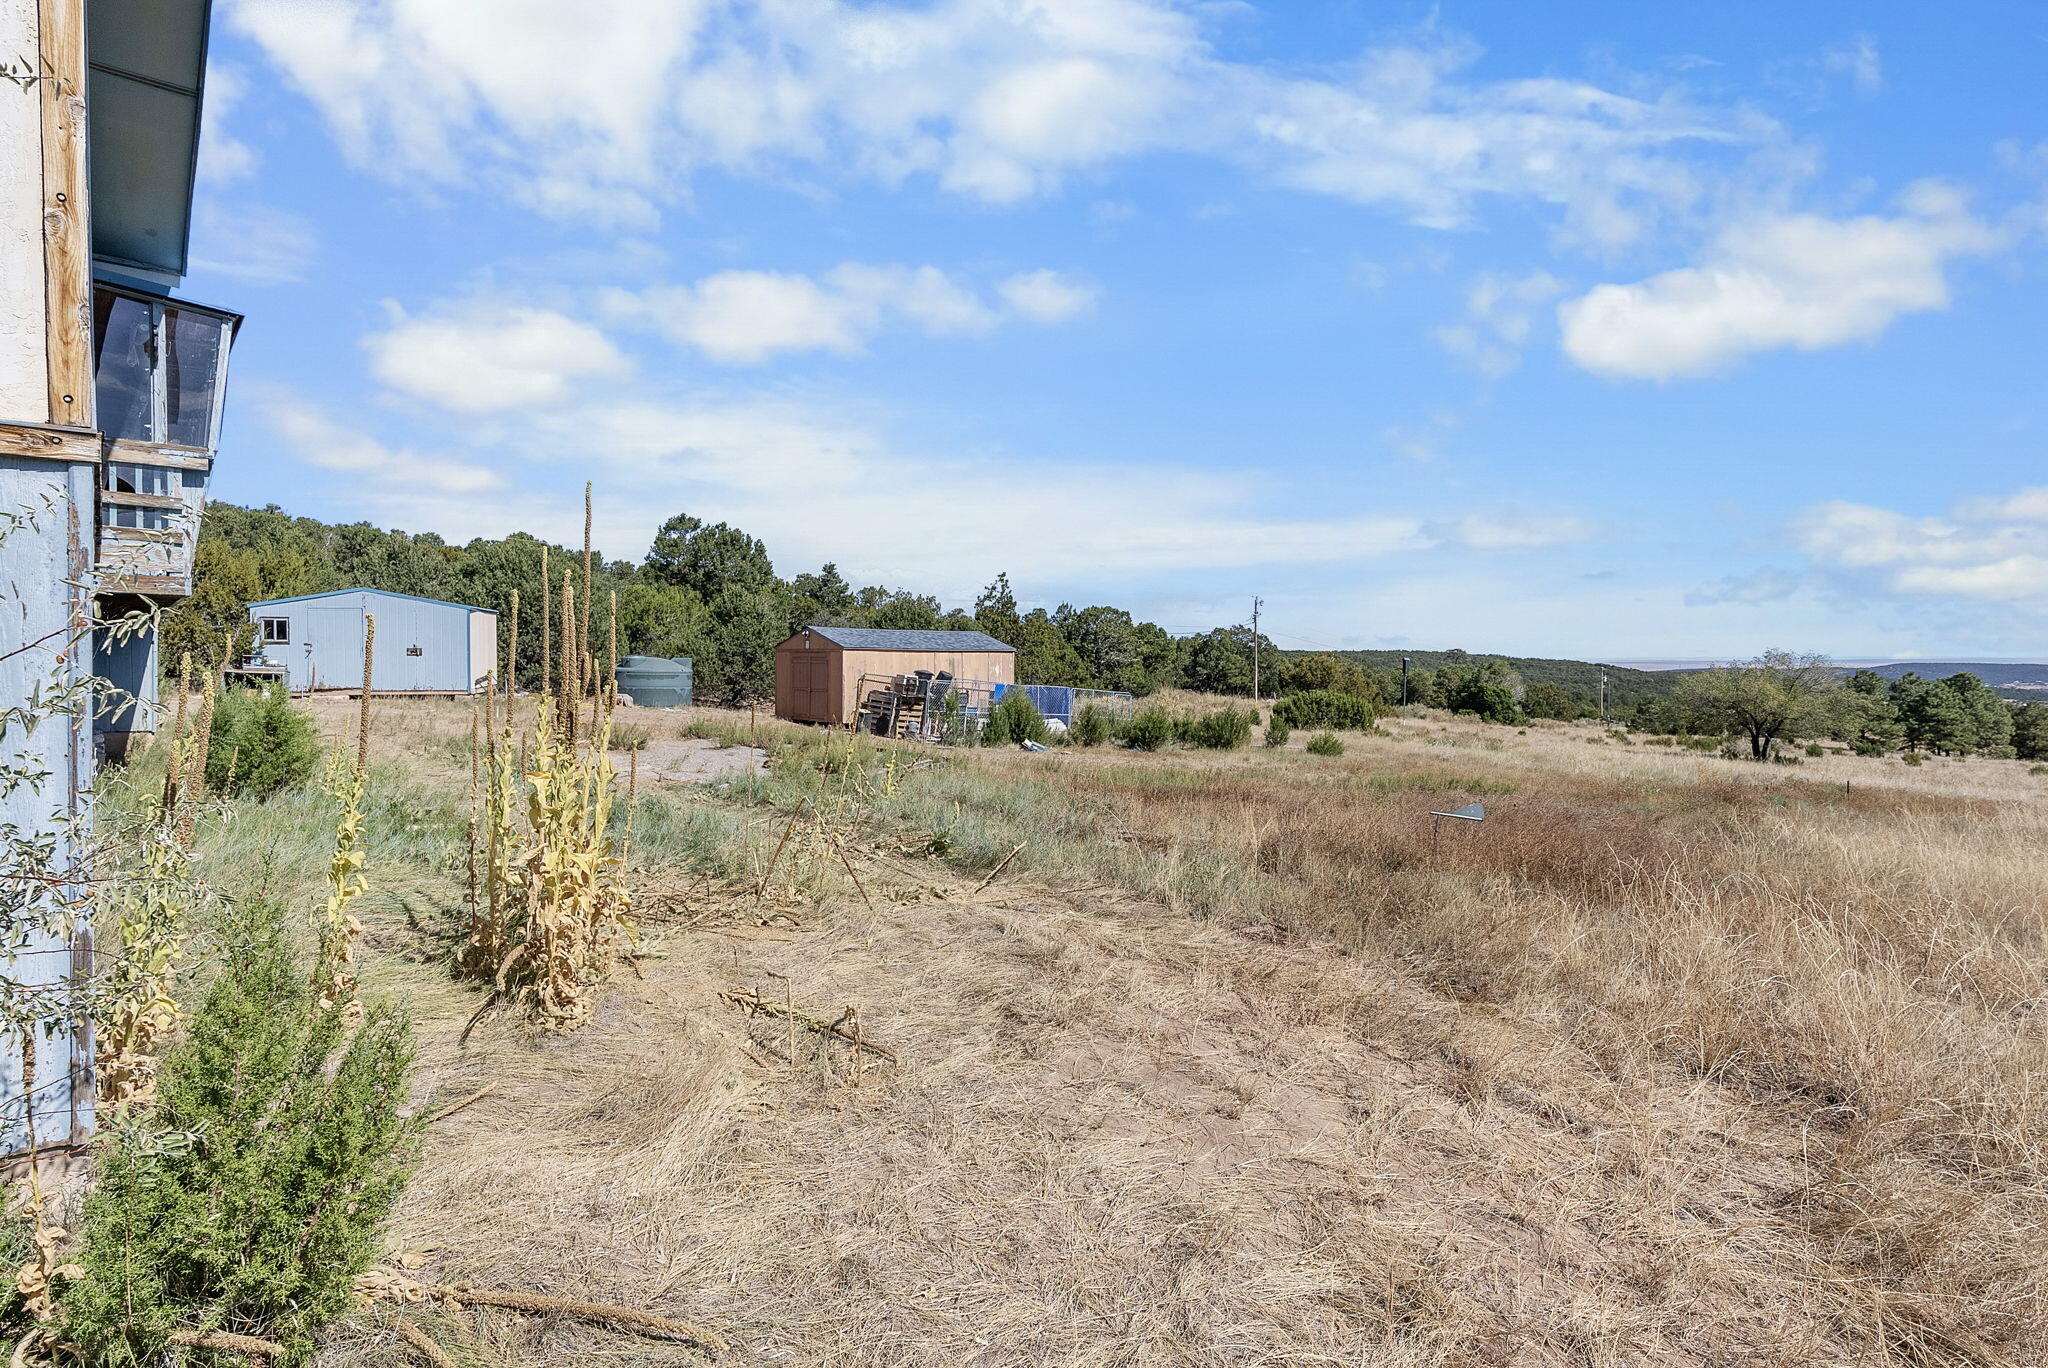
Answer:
[173,696,2048,1364]
[913,719,2048,1360]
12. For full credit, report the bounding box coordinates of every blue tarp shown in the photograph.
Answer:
[994,683,1076,722]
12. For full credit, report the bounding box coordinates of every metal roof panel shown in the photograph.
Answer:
[247,587,495,614]
[796,625,1015,652]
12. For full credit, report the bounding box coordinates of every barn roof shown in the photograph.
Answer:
[798,625,1014,653]
[248,588,494,614]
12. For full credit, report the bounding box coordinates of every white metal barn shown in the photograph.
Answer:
[247,589,499,694]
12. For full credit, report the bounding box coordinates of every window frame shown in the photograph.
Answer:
[99,502,174,531]
[259,617,290,645]
[90,283,241,451]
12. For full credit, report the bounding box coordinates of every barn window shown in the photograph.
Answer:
[259,617,289,644]
[99,503,171,531]
[91,286,239,451]
[105,462,176,496]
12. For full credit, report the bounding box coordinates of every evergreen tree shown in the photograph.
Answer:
[2012,701,2048,760]
[869,592,943,630]
[788,563,856,631]
[1012,610,1090,686]
[1182,629,1253,695]
[205,684,320,798]
[645,514,776,600]
[1441,659,1525,723]
[703,585,783,705]
[1828,685,1903,755]
[1521,681,1579,720]
[982,690,1050,746]
[64,902,415,1366]
[1941,672,2013,753]
[1892,674,1974,755]
[973,573,1022,643]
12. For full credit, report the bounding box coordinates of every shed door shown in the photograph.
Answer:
[793,652,830,722]
[306,605,362,692]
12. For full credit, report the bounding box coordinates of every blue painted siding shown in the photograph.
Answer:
[250,589,493,692]
[0,457,99,1147]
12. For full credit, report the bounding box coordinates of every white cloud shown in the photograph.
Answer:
[603,263,1093,363]
[303,345,1602,591]
[190,203,317,284]
[1791,490,2048,603]
[1435,512,1597,550]
[1821,35,1883,98]
[198,62,259,183]
[364,301,628,412]
[263,399,502,495]
[1558,182,2000,380]
[228,0,1778,241]
[1434,270,1562,377]
[997,269,1099,323]
[1685,567,1804,607]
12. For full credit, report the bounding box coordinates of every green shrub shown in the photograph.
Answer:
[982,690,1050,746]
[1188,707,1253,750]
[1852,739,1889,757]
[1070,705,1111,748]
[1306,732,1344,757]
[1264,716,1290,748]
[1271,690,1376,732]
[1120,708,1175,751]
[1902,751,1924,766]
[1444,672,1523,724]
[63,901,417,1366]
[2030,763,2048,776]
[1804,742,1825,757]
[203,685,320,799]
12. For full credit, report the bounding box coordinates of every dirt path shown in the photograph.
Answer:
[329,837,1875,1368]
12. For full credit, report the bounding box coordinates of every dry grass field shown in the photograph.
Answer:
[179,696,2047,1366]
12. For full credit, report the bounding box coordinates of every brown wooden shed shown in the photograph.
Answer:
[775,626,1016,725]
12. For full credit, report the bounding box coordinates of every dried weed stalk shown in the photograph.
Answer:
[460,583,632,1030]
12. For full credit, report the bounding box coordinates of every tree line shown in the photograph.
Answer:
[166,504,1292,704]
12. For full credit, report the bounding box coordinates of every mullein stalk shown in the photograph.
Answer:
[316,614,375,1024]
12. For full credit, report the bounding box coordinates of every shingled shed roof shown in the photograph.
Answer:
[801,625,1014,653]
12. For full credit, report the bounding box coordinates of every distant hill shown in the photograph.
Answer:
[1290,649,1676,709]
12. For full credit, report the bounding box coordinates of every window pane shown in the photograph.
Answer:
[164,308,225,448]
[93,292,155,441]
[105,462,174,496]
[100,504,170,530]
[261,618,289,643]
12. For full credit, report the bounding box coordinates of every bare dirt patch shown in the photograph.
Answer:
[624,736,769,784]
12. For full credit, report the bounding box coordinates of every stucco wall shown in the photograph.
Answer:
[0,0,49,423]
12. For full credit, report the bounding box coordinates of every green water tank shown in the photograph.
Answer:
[616,655,692,709]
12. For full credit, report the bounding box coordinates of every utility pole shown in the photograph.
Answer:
[1598,666,1608,723]
[1250,596,1262,699]
[1401,656,1411,706]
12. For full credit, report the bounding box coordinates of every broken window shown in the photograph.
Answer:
[105,462,177,496]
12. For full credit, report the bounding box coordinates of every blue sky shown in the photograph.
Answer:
[185,0,2048,660]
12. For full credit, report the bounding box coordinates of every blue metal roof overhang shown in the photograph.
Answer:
[88,0,215,282]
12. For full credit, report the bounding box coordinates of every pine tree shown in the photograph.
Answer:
[205,684,320,798]
[63,901,416,1365]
